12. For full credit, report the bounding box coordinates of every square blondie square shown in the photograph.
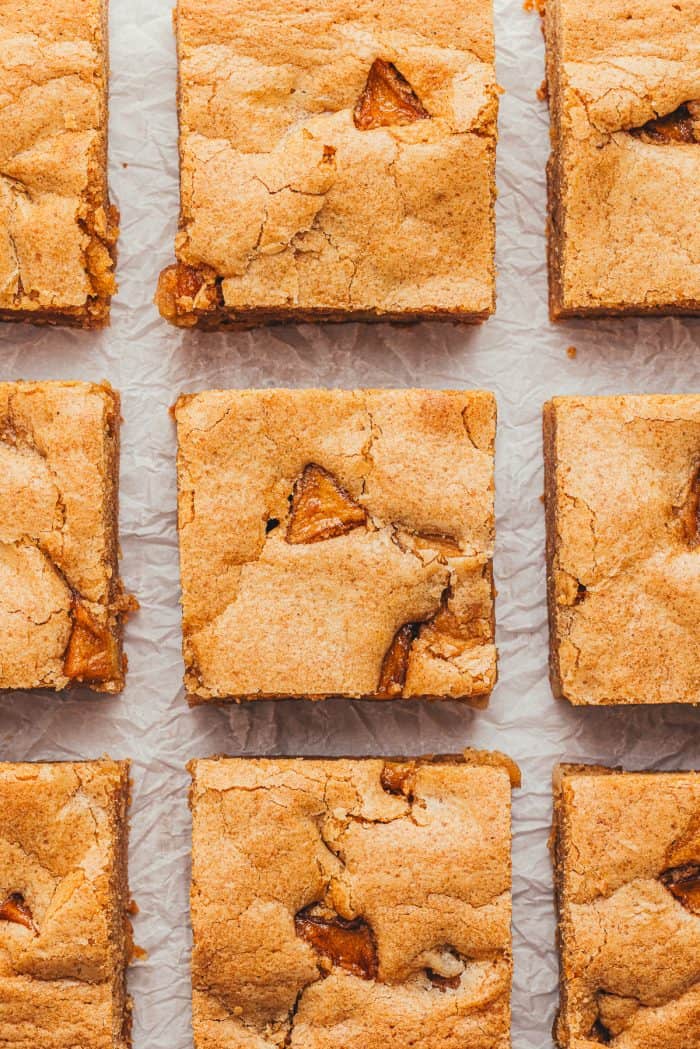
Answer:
[155,0,499,328]
[544,394,700,706]
[552,764,700,1049]
[0,759,132,1049]
[0,0,119,328]
[544,0,700,318]
[0,381,135,693]
[189,751,518,1049]
[175,388,497,703]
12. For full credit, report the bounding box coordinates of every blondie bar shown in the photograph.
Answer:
[189,751,519,1049]
[175,388,497,703]
[0,759,132,1048]
[545,0,700,317]
[156,0,499,328]
[544,394,700,705]
[0,0,118,328]
[0,382,135,693]
[552,764,700,1048]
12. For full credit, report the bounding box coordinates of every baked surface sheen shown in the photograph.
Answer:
[0,760,132,1049]
[544,394,700,706]
[0,0,118,327]
[553,765,700,1048]
[175,388,497,703]
[189,753,517,1049]
[156,0,498,327]
[545,0,700,317]
[0,381,132,693]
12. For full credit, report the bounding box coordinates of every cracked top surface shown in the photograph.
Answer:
[544,395,700,705]
[553,765,700,1049]
[0,759,131,1049]
[0,381,127,693]
[0,0,117,326]
[160,0,498,324]
[174,388,496,702]
[545,0,700,315]
[189,752,516,1049]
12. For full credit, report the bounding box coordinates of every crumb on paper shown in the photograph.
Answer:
[537,80,548,102]
[567,345,577,359]
[523,0,546,14]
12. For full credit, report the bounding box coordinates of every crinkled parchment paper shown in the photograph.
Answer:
[0,1,699,1045]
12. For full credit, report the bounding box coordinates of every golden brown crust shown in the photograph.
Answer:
[189,752,516,1049]
[552,764,700,1048]
[543,394,700,706]
[544,0,700,318]
[174,388,497,703]
[0,0,118,328]
[0,381,136,693]
[0,759,132,1048]
[156,0,498,328]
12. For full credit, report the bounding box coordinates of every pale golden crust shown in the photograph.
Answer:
[174,388,497,703]
[552,765,700,1049]
[156,0,498,328]
[0,381,134,693]
[545,0,700,317]
[189,752,516,1049]
[0,760,132,1049]
[0,0,118,328]
[544,395,700,705]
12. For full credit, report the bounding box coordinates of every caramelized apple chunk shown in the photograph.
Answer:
[354,59,430,131]
[376,622,419,697]
[0,893,37,933]
[294,909,378,979]
[660,864,700,913]
[63,601,120,683]
[286,464,367,544]
[632,102,700,144]
[380,761,417,799]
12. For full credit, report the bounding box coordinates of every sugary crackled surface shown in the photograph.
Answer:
[0,760,131,1049]
[544,395,700,705]
[0,0,118,326]
[175,388,496,701]
[554,767,700,1049]
[0,381,129,693]
[190,754,515,1049]
[545,0,700,315]
[159,0,498,323]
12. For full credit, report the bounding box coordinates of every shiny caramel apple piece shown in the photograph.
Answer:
[376,622,419,697]
[0,893,37,933]
[294,910,378,979]
[286,464,367,544]
[380,761,417,799]
[354,59,429,131]
[155,262,220,324]
[660,864,700,914]
[633,102,700,144]
[63,601,119,683]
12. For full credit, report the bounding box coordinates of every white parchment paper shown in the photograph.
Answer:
[1,1,699,1045]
